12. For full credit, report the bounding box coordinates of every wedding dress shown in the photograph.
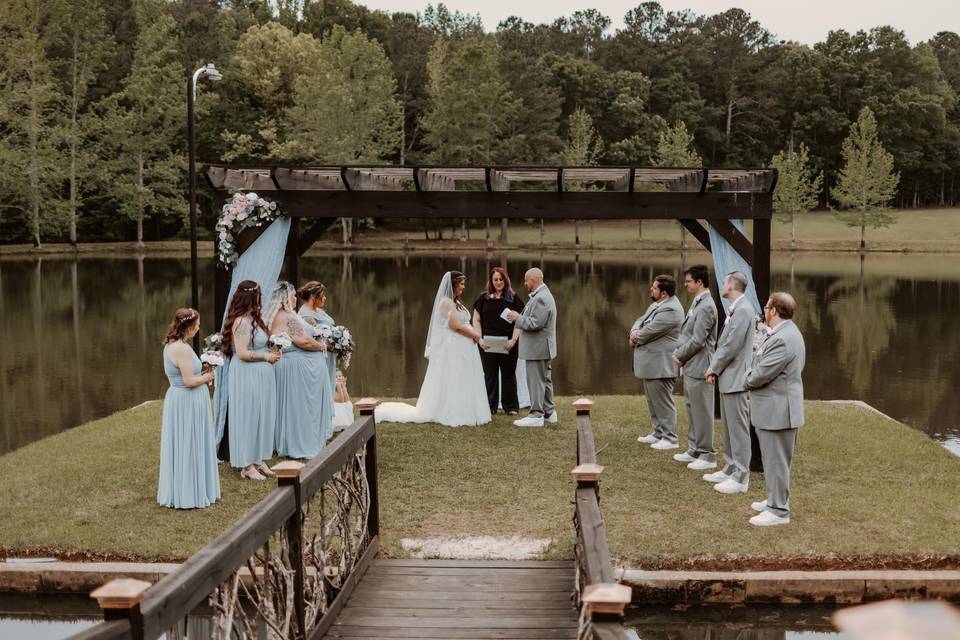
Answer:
[376,273,492,427]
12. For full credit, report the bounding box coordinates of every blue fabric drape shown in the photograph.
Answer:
[707,219,762,315]
[214,218,291,447]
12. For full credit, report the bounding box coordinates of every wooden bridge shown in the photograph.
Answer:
[72,400,630,640]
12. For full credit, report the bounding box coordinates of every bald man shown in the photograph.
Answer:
[506,268,558,427]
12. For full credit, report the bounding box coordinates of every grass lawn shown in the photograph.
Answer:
[1,397,958,569]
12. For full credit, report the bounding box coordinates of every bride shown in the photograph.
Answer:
[376,271,492,427]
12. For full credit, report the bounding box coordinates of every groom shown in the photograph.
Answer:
[506,268,557,427]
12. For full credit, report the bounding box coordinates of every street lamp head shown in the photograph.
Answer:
[202,63,222,82]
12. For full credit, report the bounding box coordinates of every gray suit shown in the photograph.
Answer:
[515,284,557,418]
[673,291,718,461]
[707,296,757,484]
[745,320,806,517]
[631,296,683,443]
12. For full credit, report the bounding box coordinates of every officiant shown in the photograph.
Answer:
[472,267,525,415]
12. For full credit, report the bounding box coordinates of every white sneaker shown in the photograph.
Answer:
[750,510,790,527]
[513,416,544,428]
[688,458,717,471]
[702,470,730,483]
[637,433,658,444]
[651,440,679,450]
[751,499,769,513]
[714,479,749,494]
[673,452,696,463]
[545,412,558,424]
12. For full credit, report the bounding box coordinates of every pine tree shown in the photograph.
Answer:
[654,120,701,246]
[559,108,603,247]
[279,26,402,164]
[831,106,900,251]
[56,0,113,246]
[771,141,822,250]
[0,0,65,248]
[100,0,186,246]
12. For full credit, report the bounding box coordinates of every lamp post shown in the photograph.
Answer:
[188,63,222,350]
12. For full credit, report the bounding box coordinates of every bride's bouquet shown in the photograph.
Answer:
[200,332,225,374]
[267,332,292,353]
[316,325,354,369]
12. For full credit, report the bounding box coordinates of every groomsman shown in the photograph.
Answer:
[631,275,684,450]
[704,272,756,494]
[745,292,806,526]
[507,268,558,427]
[671,265,718,470]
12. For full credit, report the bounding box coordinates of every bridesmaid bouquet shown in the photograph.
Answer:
[200,332,225,374]
[267,332,292,353]
[316,325,355,369]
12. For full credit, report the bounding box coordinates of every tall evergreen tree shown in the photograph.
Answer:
[655,120,701,246]
[558,108,602,246]
[0,0,65,247]
[832,106,900,250]
[55,0,113,246]
[771,141,823,249]
[100,0,186,245]
[279,25,401,163]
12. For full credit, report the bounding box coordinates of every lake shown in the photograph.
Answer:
[1,250,958,456]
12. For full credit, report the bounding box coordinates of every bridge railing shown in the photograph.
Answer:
[572,399,633,640]
[72,399,381,640]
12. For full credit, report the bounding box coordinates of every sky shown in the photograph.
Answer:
[359,0,959,45]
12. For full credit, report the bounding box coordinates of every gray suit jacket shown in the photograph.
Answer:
[631,296,683,380]
[708,297,756,394]
[673,292,718,379]
[515,285,557,361]
[745,320,806,430]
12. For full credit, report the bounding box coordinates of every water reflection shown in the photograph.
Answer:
[2,251,958,455]
[628,604,845,638]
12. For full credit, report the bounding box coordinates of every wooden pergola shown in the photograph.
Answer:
[205,165,777,328]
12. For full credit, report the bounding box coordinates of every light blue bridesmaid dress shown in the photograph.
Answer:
[300,307,336,442]
[227,325,277,467]
[157,345,221,509]
[274,317,328,459]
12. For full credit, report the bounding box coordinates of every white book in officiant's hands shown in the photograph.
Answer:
[482,335,509,354]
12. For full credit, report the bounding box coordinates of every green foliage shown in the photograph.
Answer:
[558,108,602,166]
[422,36,506,164]
[832,106,900,247]
[98,0,186,244]
[278,26,401,163]
[654,120,700,166]
[771,142,823,246]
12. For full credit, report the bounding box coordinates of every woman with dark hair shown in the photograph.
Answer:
[265,281,329,459]
[222,280,281,480]
[472,267,525,415]
[157,308,221,509]
[376,271,491,426]
[298,280,336,442]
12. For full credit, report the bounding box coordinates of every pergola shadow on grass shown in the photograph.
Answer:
[1,397,957,567]
[203,165,777,329]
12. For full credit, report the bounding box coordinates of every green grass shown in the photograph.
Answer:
[344,208,960,253]
[2,397,958,569]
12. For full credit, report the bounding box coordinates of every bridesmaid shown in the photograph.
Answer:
[298,281,336,442]
[157,308,221,509]
[222,280,281,481]
[265,281,330,459]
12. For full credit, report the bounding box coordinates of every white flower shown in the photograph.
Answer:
[200,351,225,367]
[246,192,258,202]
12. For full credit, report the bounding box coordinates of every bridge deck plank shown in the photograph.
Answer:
[321,560,578,640]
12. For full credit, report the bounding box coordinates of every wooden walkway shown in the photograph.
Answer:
[321,559,579,639]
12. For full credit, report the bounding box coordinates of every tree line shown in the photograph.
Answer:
[1,0,957,247]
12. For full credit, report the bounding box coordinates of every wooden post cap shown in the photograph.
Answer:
[582,582,632,615]
[572,463,604,482]
[357,398,379,415]
[573,398,594,414]
[90,578,152,609]
[272,460,305,479]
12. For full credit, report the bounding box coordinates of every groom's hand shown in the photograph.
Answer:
[505,310,519,321]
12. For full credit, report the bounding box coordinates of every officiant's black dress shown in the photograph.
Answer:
[473,292,525,413]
